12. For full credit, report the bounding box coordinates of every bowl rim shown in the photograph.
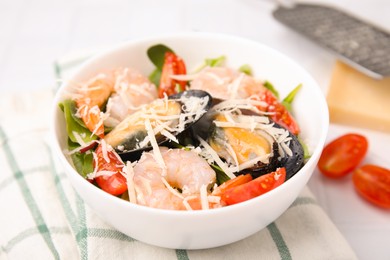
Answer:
[51,31,329,217]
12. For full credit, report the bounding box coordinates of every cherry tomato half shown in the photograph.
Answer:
[213,174,253,196]
[251,90,300,135]
[221,168,286,205]
[318,133,368,178]
[94,144,128,196]
[353,164,390,209]
[158,52,187,98]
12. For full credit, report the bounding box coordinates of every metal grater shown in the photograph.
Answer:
[273,4,390,79]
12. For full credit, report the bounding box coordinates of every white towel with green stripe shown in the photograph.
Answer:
[0,55,357,260]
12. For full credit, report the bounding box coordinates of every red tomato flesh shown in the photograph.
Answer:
[221,168,286,205]
[158,52,187,98]
[251,90,300,135]
[353,165,390,209]
[94,144,128,196]
[213,174,253,196]
[318,133,368,178]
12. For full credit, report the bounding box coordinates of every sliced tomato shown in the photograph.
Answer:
[221,168,286,205]
[251,90,300,135]
[353,164,390,209]
[158,52,187,98]
[213,174,253,196]
[318,133,368,178]
[93,144,128,196]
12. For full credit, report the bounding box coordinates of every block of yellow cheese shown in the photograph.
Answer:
[327,61,390,133]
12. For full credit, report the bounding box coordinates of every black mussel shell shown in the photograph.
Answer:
[243,142,280,179]
[117,90,212,161]
[243,122,304,180]
[278,129,304,179]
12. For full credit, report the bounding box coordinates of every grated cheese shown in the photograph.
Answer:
[93,170,116,178]
[235,154,271,172]
[197,137,236,179]
[72,131,87,147]
[205,72,226,85]
[161,177,184,199]
[182,197,194,211]
[144,118,167,171]
[169,73,199,81]
[67,140,98,155]
[200,184,209,210]
[124,161,137,204]
[225,142,239,168]
[207,195,221,204]
[227,73,244,99]
[100,139,110,163]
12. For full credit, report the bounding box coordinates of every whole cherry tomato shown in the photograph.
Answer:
[318,133,368,178]
[221,168,286,205]
[158,52,187,98]
[353,164,390,209]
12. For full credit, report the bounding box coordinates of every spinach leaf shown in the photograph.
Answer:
[212,164,231,185]
[147,44,174,70]
[149,68,162,86]
[147,44,174,86]
[282,83,302,112]
[59,99,97,144]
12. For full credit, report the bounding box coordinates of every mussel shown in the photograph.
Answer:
[104,90,212,161]
[208,113,304,179]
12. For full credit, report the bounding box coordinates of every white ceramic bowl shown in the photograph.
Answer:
[51,32,329,249]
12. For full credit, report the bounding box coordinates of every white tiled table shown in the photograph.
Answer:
[1,0,389,259]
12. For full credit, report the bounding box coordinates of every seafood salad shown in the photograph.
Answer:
[59,44,308,211]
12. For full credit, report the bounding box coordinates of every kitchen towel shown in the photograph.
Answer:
[0,54,357,260]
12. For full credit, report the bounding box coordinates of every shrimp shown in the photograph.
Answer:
[75,68,158,137]
[132,147,219,210]
[189,67,263,100]
[76,72,115,138]
[104,67,158,127]
[189,66,300,134]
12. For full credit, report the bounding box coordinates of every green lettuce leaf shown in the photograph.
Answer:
[263,81,279,99]
[68,138,94,178]
[282,83,302,112]
[238,64,252,75]
[195,55,226,72]
[59,99,97,144]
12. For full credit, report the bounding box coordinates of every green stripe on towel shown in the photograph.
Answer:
[2,226,70,253]
[46,145,136,258]
[0,126,60,259]
[267,222,292,260]
[176,249,189,260]
[76,194,89,260]
[46,145,89,258]
[87,228,134,242]
[0,165,50,192]
[291,196,317,207]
